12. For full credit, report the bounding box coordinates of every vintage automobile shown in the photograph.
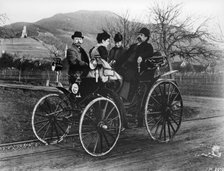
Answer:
[31,53,183,157]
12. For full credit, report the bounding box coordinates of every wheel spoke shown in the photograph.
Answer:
[154,120,161,136]
[151,95,162,107]
[107,116,119,124]
[158,84,163,96]
[167,117,176,133]
[147,115,158,125]
[82,131,97,141]
[36,121,50,134]
[163,119,166,141]
[84,132,97,149]
[146,111,161,115]
[171,112,181,119]
[167,83,171,104]
[42,122,51,139]
[170,100,180,107]
[53,121,60,140]
[99,132,103,153]
[103,129,116,140]
[171,92,180,103]
[45,99,53,113]
[159,118,165,139]
[50,122,54,140]
[55,120,66,134]
[167,119,172,139]
[106,127,118,132]
[85,113,97,124]
[35,113,47,118]
[101,130,111,148]
[93,134,99,153]
[150,116,162,130]
[105,106,115,120]
[163,83,166,97]
[34,119,49,125]
[169,114,179,126]
[102,101,109,119]
[54,100,65,114]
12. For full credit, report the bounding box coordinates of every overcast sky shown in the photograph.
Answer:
[1,0,224,35]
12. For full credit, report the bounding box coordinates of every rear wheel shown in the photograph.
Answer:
[79,97,121,156]
[32,94,72,145]
[144,80,183,142]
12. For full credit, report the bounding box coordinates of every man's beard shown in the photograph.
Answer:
[75,43,81,47]
[137,36,142,43]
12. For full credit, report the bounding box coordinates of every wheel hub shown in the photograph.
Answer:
[98,121,108,130]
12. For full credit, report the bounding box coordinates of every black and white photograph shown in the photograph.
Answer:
[0,0,224,170]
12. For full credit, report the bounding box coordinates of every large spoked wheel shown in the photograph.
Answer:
[79,97,121,156]
[144,80,183,142]
[32,94,72,145]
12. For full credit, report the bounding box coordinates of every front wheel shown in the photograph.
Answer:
[32,94,72,145]
[79,96,121,156]
[144,80,183,142]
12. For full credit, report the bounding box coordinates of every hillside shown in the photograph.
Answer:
[0,10,119,51]
[36,10,119,34]
[0,37,52,60]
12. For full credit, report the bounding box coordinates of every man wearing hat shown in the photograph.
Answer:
[108,32,126,69]
[120,27,154,73]
[67,31,89,84]
[118,27,154,127]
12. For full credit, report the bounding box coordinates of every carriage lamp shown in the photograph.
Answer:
[71,83,79,94]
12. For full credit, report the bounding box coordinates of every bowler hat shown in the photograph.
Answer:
[138,27,150,37]
[71,31,84,39]
[114,32,123,42]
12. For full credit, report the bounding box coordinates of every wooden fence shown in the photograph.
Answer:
[0,69,224,97]
[175,72,224,98]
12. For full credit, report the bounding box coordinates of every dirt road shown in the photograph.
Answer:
[0,96,224,171]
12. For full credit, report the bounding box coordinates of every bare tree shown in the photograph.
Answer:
[0,13,17,38]
[104,11,143,48]
[33,36,64,59]
[0,13,8,26]
[148,2,222,71]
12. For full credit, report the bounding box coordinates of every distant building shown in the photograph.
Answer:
[21,26,27,38]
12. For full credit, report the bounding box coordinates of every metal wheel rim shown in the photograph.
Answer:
[79,97,121,156]
[144,80,183,142]
[32,94,72,145]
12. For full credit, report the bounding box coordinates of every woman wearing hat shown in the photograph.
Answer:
[88,30,122,82]
[89,30,111,61]
[108,32,126,70]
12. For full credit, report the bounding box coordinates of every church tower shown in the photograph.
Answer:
[21,26,27,38]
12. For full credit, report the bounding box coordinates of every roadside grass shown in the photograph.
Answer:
[0,87,48,144]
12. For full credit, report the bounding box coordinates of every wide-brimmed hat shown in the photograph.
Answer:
[71,31,84,39]
[138,27,150,37]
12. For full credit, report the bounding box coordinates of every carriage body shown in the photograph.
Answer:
[31,53,183,157]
